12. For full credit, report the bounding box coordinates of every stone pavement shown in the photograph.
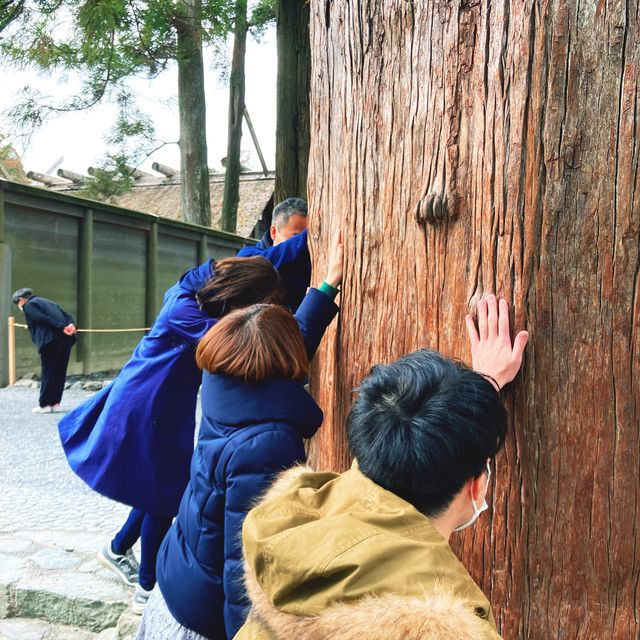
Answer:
[0,386,141,639]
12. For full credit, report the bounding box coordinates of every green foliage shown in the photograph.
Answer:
[249,0,275,38]
[0,0,25,34]
[0,0,236,126]
[0,135,29,182]
[76,153,134,201]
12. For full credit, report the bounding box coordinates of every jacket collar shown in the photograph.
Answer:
[257,230,274,250]
[239,465,498,640]
[201,373,323,439]
[179,260,214,293]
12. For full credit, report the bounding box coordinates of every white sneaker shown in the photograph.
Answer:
[32,405,53,414]
[51,404,67,413]
[131,584,153,615]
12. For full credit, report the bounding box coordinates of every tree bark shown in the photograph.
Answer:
[307,2,639,639]
[274,0,311,203]
[176,0,211,227]
[220,0,247,233]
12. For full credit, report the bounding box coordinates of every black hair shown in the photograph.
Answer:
[346,349,507,517]
[12,288,33,304]
[196,256,286,318]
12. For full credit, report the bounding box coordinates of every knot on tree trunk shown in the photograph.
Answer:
[415,191,451,226]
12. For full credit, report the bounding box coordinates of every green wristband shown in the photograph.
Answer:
[318,281,339,300]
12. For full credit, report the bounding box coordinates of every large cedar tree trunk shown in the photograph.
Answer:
[274,0,311,202]
[176,0,211,227]
[220,0,247,233]
[307,2,639,639]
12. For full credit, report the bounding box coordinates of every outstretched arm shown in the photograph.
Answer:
[294,232,343,359]
[465,295,529,391]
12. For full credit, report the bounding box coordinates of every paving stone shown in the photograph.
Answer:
[116,609,139,639]
[94,628,118,640]
[31,548,81,570]
[77,559,102,573]
[0,537,32,553]
[0,554,27,619]
[0,387,179,635]
[0,617,96,640]
[82,382,103,391]
[24,532,108,555]
[16,573,129,632]
[12,379,35,388]
[97,570,122,583]
[0,554,28,584]
[0,617,48,640]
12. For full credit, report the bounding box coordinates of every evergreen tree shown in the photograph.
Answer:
[1,0,274,228]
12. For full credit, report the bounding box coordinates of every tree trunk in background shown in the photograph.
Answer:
[274,0,311,203]
[220,0,247,233]
[307,2,639,639]
[176,0,211,227]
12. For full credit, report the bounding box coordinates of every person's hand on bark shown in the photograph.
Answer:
[325,230,344,289]
[465,295,528,391]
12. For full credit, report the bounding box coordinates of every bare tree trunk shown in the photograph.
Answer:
[220,0,247,233]
[274,0,310,203]
[307,2,640,639]
[176,0,211,227]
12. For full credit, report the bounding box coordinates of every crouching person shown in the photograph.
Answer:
[236,296,528,640]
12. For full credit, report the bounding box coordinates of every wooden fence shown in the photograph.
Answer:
[0,180,250,385]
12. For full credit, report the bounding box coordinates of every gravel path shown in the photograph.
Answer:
[0,387,131,535]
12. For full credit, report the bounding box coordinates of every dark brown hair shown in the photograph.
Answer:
[196,257,285,318]
[196,304,309,383]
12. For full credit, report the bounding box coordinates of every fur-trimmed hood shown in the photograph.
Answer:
[235,465,502,640]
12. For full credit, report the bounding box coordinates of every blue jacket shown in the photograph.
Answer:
[22,296,76,352]
[57,260,336,518]
[156,291,337,639]
[237,230,310,311]
[58,261,216,517]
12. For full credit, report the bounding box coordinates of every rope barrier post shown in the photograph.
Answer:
[8,316,16,386]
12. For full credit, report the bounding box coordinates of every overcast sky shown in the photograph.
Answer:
[0,28,277,177]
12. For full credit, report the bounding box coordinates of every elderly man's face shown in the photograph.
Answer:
[270,213,307,246]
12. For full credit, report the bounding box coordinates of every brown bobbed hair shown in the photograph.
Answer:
[196,257,286,318]
[196,304,309,383]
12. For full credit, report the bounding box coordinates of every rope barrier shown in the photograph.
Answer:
[12,323,150,333]
[6,317,150,386]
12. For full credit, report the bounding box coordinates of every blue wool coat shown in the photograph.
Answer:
[156,375,324,640]
[58,259,336,517]
[237,230,310,311]
[58,261,216,517]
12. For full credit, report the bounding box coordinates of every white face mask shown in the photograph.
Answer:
[454,462,491,532]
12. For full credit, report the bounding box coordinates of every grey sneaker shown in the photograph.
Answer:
[131,584,153,615]
[97,543,139,587]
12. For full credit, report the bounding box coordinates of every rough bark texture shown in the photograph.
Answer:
[176,0,211,227]
[307,2,640,639]
[274,0,311,203]
[220,0,248,233]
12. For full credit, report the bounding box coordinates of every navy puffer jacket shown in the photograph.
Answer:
[156,290,336,639]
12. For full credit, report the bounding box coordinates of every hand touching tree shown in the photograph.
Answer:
[465,295,529,391]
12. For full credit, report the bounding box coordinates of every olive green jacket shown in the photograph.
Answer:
[235,464,502,640]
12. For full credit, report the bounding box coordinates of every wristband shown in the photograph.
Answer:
[479,373,501,392]
[318,281,339,300]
